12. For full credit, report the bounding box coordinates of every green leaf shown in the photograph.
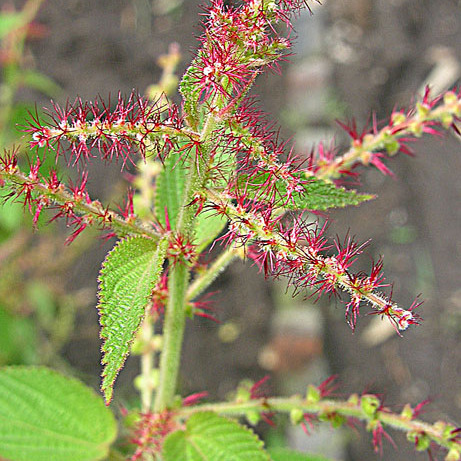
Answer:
[0,12,23,39]
[194,209,227,252]
[155,153,186,230]
[163,412,269,461]
[239,174,374,211]
[0,366,116,461]
[296,177,373,210]
[268,447,333,461]
[98,236,167,403]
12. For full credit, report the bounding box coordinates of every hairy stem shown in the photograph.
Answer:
[153,261,189,412]
[187,246,240,302]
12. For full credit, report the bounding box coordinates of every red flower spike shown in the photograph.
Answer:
[45,169,62,192]
[411,399,431,419]
[0,150,19,174]
[301,413,317,435]
[168,233,196,266]
[26,92,183,169]
[248,376,275,426]
[117,188,136,223]
[69,171,91,204]
[33,196,50,226]
[151,271,168,315]
[250,375,271,400]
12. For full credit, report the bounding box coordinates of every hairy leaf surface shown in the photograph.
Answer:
[239,174,374,211]
[0,366,116,461]
[163,411,269,461]
[155,148,228,251]
[155,153,186,230]
[98,236,167,403]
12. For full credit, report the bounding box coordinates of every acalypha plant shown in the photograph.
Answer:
[0,0,460,460]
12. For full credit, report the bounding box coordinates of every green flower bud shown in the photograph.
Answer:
[306,384,321,404]
[290,408,305,425]
[361,394,380,417]
[401,404,413,420]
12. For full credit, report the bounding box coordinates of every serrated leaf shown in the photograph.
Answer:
[163,412,269,461]
[98,236,167,403]
[268,447,332,461]
[0,366,116,461]
[239,174,374,211]
[155,153,186,229]
[295,177,374,210]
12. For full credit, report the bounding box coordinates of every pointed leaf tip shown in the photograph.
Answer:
[97,235,167,403]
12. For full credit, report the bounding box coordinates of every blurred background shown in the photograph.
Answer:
[1,0,460,459]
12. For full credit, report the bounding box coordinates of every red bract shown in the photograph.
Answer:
[371,420,397,454]
[130,410,177,460]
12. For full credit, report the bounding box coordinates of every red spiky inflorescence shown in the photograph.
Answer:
[0,148,162,244]
[207,187,420,330]
[185,0,321,108]
[310,87,460,181]
[27,92,184,168]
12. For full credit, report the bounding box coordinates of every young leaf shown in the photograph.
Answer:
[98,236,167,403]
[268,447,333,461]
[194,209,227,253]
[155,152,186,229]
[239,174,374,211]
[162,411,269,461]
[0,366,116,461]
[294,177,374,210]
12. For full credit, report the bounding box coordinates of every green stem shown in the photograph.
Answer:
[153,260,189,411]
[154,97,222,410]
[140,315,154,412]
[187,246,240,301]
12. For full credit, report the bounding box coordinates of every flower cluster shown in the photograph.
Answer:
[2,0,456,336]
[224,97,306,208]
